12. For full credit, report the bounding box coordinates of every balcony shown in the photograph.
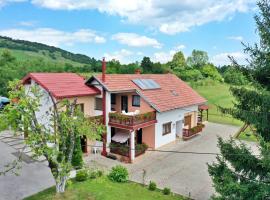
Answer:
[109,111,157,130]
[182,123,205,140]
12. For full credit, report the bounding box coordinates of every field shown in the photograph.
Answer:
[191,81,243,126]
[24,177,185,200]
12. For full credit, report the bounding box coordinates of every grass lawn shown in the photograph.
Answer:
[237,126,258,142]
[24,177,186,200]
[191,81,243,126]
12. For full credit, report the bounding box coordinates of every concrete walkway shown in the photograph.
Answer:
[85,122,255,200]
[0,131,54,200]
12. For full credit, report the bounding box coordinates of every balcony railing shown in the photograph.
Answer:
[87,115,103,124]
[109,111,156,127]
[183,123,205,140]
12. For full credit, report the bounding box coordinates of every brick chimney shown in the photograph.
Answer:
[102,57,106,82]
[135,69,141,74]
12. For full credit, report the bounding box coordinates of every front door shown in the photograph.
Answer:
[121,96,128,112]
[176,120,182,136]
[137,129,143,144]
[81,135,87,153]
[184,115,192,129]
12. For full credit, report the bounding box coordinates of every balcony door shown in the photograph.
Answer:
[121,95,128,112]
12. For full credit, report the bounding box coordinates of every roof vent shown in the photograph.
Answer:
[170,90,179,96]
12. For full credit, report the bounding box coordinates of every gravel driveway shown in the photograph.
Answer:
[86,122,249,200]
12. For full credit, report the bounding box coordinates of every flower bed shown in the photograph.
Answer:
[110,143,148,157]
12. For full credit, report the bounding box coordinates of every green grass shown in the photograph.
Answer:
[24,177,185,200]
[0,48,85,67]
[191,81,243,126]
[237,127,258,142]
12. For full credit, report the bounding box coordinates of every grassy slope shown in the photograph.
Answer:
[191,82,243,126]
[0,48,85,67]
[24,177,185,200]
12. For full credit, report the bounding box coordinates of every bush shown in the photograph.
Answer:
[108,165,129,183]
[223,68,248,85]
[75,169,88,182]
[163,187,171,195]
[148,181,157,191]
[201,64,223,82]
[89,170,103,179]
[179,69,203,81]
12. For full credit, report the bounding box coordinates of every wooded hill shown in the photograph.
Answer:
[0,36,98,67]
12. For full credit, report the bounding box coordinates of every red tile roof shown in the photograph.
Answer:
[22,73,100,99]
[89,74,206,112]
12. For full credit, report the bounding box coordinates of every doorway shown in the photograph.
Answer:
[137,129,143,144]
[184,115,192,129]
[81,135,88,153]
[175,120,182,137]
[121,95,128,112]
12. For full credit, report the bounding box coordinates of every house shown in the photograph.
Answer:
[22,73,101,153]
[22,59,207,163]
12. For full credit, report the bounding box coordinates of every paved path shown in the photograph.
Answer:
[0,131,54,200]
[85,123,256,200]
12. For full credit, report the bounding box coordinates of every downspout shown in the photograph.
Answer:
[101,57,107,156]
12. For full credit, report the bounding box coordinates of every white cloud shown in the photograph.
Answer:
[112,32,162,48]
[104,49,133,64]
[0,0,26,7]
[18,20,37,27]
[152,44,186,63]
[227,35,244,41]
[30,0,255,35]
[211,51,248,66]
[0,28,106,47]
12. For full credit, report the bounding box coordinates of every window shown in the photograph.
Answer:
[95,98,102,110]
[162,122,172,135]
[132,95,140,107]
[111,94,116,105]
[75,104,84,113]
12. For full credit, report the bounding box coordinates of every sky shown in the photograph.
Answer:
[0,0,259,66]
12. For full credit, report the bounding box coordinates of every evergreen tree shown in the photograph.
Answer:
[208,1,270,199]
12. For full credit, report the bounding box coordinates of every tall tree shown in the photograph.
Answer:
[0,80,104,193]
[208,1,270,199]
[141,57,153,73]
[187,49,209,68]
[169,51,186,70]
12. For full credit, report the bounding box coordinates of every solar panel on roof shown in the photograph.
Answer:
[132,79,160,90]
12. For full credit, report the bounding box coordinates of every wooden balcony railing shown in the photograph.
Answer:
[109,111,156,127]
[183,123,205,140]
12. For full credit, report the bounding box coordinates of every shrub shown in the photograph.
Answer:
[75,169,88,182]
[108,165,129,183]
[223,68,248,85]
[163,187,171,195]
[179,69,203,82]
[148,181,157,191]
[89,170,103,179]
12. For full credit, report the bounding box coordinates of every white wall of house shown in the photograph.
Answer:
[154,105,198,148]
[25,80,54,129]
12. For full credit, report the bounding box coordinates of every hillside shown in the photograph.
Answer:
[0,36,98,67]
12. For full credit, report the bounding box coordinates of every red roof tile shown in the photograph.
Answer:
[90,74,206,112]
[22,73,100,99]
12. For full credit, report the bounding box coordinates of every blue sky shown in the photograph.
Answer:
[0,0,258,65]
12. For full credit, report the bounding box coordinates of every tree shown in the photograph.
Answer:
[187,50,209,68]
[169,51,186,72]
[208,1,270,199]
[0,80,104,193]
[201,64,223,81]
[141,57,153,73]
